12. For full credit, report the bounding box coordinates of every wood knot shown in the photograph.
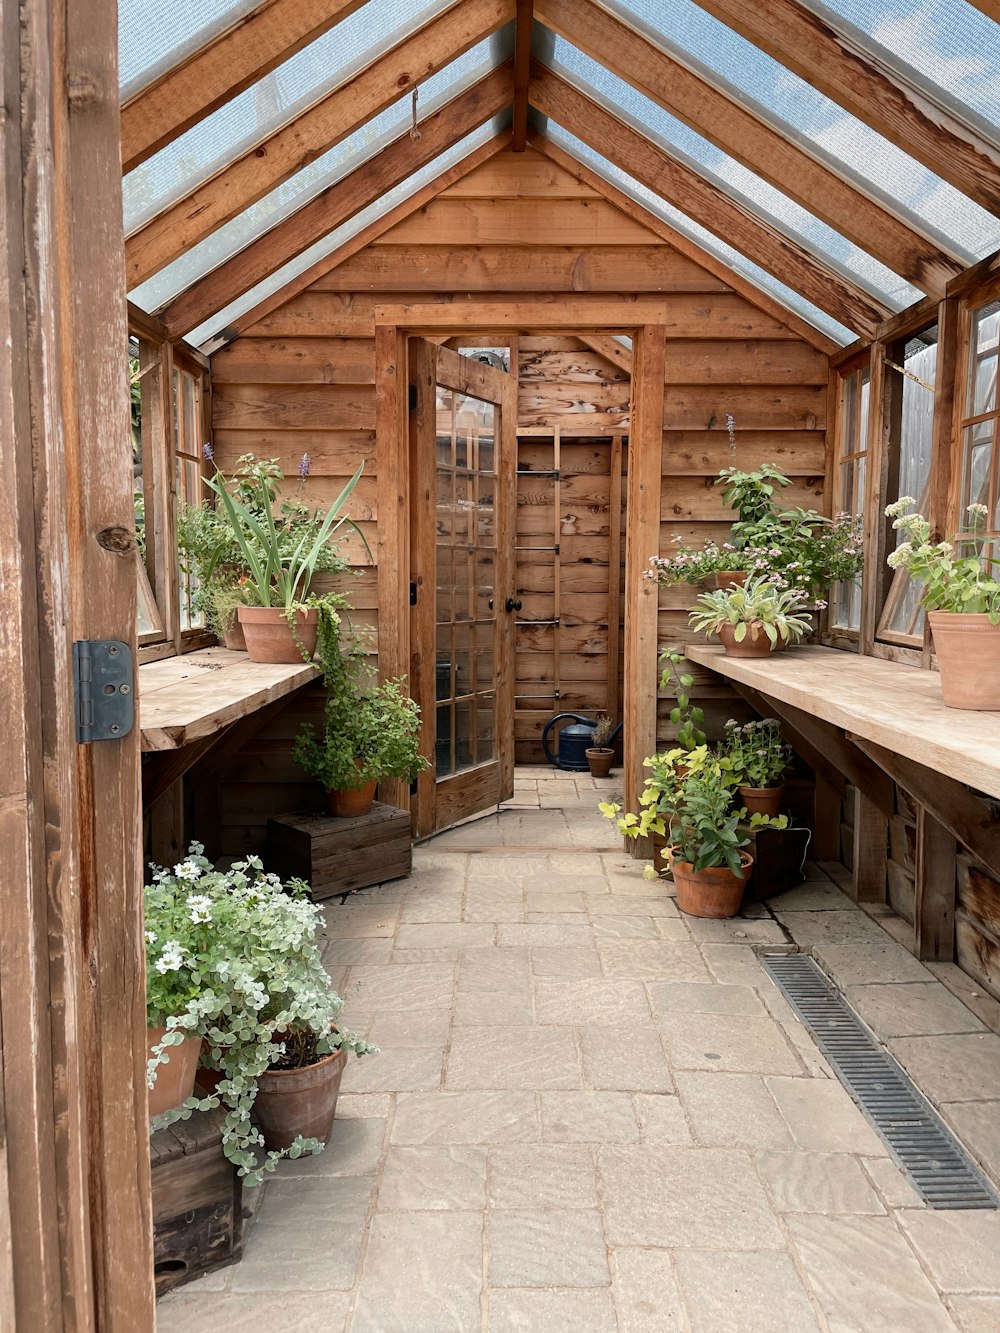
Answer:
[67,77,100,107]
[96,526,136,556]
[396,73,411,88]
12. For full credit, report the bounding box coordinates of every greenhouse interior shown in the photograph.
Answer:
[6,0,1000,1329]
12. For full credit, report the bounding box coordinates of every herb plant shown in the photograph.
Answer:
[658,646,706,750]
[715,464,791,548]
[590,714,615,749]
[720,718,792,789]
[688,575,813,647]
[885,499,1000,620]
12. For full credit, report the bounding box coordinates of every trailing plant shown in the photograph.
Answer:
[720,717,792,789]
[885,499,1000,620]
[658,645,706,750]
[645,540,750,587]
[590,714,615,749]
[688,575,813,647]
[145,846,376,1186]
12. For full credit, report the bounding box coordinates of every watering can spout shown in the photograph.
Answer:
[541,712,623,771]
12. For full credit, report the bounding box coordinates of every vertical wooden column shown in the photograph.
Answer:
[852,788,889,903]
[812,774,843,862]
[914,808,956,961]
[623,325,666,818]
[1,0,154,1327]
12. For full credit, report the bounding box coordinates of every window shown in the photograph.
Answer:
[960,298,1000,536]
[831,362,870,631]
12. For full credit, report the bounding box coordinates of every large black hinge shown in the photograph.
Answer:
[73,640,134,743]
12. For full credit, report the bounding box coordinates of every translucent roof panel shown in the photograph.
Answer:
[546,124,856,345]
[551,43,920,308]
[120,1,261,102]
[129,44,496,312]
[182,124,500,349]
[608,0,1000,259]
[124,0,450,234]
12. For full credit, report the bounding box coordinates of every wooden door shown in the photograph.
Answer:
[409,341,517,837]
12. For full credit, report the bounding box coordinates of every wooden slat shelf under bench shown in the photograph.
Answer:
[686,644,1000,803]
[139,647,319,752]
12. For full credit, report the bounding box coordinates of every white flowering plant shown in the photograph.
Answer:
[145,846,376,1185]
[885,499,1000,621]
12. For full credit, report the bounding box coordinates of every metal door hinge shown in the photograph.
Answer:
[410,581,418,606]
[73,640,134,743]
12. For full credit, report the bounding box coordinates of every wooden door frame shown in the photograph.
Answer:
[375,304,667,820]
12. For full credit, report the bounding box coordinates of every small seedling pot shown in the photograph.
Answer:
[586,747,614,778]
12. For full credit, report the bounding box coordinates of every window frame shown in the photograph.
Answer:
[955,283,1000,545]
[827,351,871,644]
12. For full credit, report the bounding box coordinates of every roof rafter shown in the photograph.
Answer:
[696,0,1000,215]
[120,0,368,174]
[200,132,512,351]
[529,130,839,354]
[125,0,515,288]
[535,0,965,296]
[966,1,1000,20]
[578,332,632,374]
[159,65,514,337]
[512,0,534,150]
[529,64,889,339]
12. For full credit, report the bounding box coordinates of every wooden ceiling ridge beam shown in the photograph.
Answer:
[534,0,965,296]
[512,0,534,150]
[120,0,370,173]
[124,0,516,288]
[528,64,890,341]
[158,64,514,337]
[696,0,1000,215]
[199,132,512,350]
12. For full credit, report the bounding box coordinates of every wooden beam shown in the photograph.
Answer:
[529,64,890,340]
[203,134,510,350]
[851,787,888,903]
[374,298,669,330]
[121,0,368,172]
[529,130,840,356]
[534,0,964,295]
[160,65,513,337]
[914,808,956,962]
[512,0,533,150]
[697,0,1000,216]
[731,683,847,797]
[578,332,632,375]
[125,0,515,286]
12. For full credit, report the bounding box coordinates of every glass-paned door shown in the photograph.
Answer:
[410,341,516,837]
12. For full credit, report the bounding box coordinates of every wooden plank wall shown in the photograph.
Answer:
[204,144,830,852]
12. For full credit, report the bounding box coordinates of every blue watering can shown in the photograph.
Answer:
[541,713,624,772]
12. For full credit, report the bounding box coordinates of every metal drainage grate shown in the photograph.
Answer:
[762,953,998,1210]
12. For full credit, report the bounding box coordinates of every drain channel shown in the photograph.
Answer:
[762,953,997,1210]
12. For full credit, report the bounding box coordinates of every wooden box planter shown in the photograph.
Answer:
[741,823,812,901]
[267,801,412,901]
[151,1107,243,1297]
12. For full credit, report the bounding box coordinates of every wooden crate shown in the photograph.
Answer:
[267,801,412,900]
[742,824,812,902]
[151,1108,243,1296]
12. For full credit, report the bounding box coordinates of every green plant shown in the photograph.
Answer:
[645,540,750,586]
[715,464,791,548]
[590,714,615,749]
[658,646,706,750]
[721,718,792,788]
[145,846,376,1185]
[688,575,813,647]
[885,499,1000,620]
[201,576,253,640]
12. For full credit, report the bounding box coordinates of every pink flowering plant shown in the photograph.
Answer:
[885,499,1000,620]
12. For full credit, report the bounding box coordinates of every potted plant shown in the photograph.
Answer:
[145,845,375,1185]
[688,575,812,657]
[585,714,616,777]
[885,499,1000,709]
[658,646,707,751]
[721,717,792,817]
[204,453,366,663]
[645,540,750,590]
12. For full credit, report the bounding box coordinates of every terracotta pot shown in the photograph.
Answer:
[739,784,785,818]
[928,612,1000,710]
[586,748,614,778]
[237,605,317,664]
[221,617,247,652]
[670,852,754,919]
[327,778,378,817]
[716,622,774,658]
[252,1045,348,1151]
[147,1026,201,1118]
[713,570,748,590]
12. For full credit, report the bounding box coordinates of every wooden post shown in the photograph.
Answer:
[1,0,154,1327]
[852,789,889,903]
[813,775,843,863]
[623,325,666,818]
[914,807,956,961]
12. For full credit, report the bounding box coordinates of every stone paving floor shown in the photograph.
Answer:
[157,767,1000,1333]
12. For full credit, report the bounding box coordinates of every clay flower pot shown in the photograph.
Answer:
[739,784,785,818]
[927,612,1000,710]
[717,622,774,659]
[221,618,247,652]
[147,1025,201,1118]
[252,1045,348,1151]
[238,605,317,664]
[586,747,614,778]
[670,852,754,919]
[327,772,378,817]
[713,570,748,590]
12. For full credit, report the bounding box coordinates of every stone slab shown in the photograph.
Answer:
[487,1145,599,1209]
[891,1034,1000,1103]
[675,1251,821,1333]
[756,1150,885,1214]
[351,1212,483,1333]
[658,1013,802,1076]
[488,1209,610,1287]
[675,1072,794,1150]
[765,1076,888,1156]
[377,1146,487,1211]
[392,1092,539,1146]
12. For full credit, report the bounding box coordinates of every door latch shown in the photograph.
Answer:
[73,640,134,743]
[505,598,523,612]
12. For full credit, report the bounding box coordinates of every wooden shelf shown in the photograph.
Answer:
[139,647,318,752]
[687,644,1000,802]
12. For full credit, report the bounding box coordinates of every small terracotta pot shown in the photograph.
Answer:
[252,1045,348,1151]
[238,605,318,664]
[586,748,614,778]
[713,570,748,590]
[739,784,785,818]
[327,778,378,817]
[717,622,774,658]
[928,612,1000,710]
[147,1026,201,1118]
[670,852,754,919]
[221,618,247,652]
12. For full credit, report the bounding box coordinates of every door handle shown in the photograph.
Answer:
[505,598,522,612]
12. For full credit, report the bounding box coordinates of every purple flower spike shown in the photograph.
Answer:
[202,441,215,462]
[298,452,311,479]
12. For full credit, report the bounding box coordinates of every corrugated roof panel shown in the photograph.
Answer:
[120,0,261,101]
